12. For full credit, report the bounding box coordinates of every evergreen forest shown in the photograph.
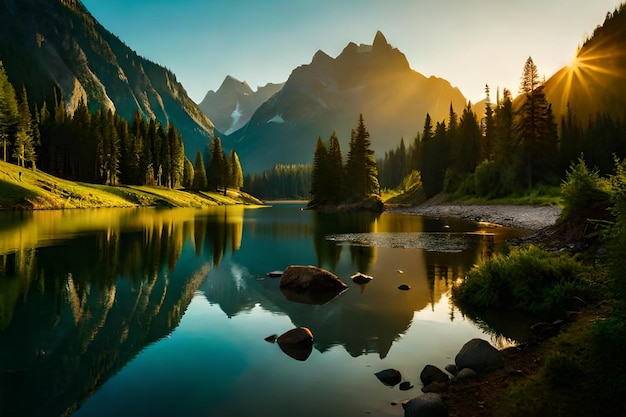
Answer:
[0,61,243,194]
[378,57,626,200]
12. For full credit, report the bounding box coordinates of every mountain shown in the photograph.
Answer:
[544,4,626,123]
[226,31,467,173]
[199,75,284,135]
[0,0,214,159]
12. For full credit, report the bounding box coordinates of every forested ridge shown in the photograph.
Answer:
[0,61,243,195]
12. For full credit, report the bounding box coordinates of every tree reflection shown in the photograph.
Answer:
[312,210,379,271]
[0,208,229,417]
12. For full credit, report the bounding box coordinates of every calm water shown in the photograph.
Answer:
[0,204,531,417]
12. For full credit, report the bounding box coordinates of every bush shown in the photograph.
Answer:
[559,157,610,222]
[452,245,601,316]
[474,159,501,197]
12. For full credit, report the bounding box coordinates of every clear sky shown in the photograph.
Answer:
[81,0,623,104]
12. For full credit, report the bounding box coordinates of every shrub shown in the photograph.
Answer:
[559,157,610,222]
[452,245,601,316]
[474,159,501,197]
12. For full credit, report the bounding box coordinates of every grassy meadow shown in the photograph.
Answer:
[0,161,263,210]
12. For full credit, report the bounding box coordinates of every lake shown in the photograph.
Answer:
[0,203,532,417]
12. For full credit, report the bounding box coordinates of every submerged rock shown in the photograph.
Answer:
[398,284,411,291]
[375,368,402,387]
[279,265,348,293]
[399,381,414,391]
[351,272,373,284]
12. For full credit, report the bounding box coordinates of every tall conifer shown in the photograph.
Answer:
[345,114,380,201]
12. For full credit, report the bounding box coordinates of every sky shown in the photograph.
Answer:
[81,0,624,104]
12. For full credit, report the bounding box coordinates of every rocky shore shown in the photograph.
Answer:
[386,198,561,231]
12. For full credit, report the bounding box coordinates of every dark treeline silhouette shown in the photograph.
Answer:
[309,114,381,208]
[243,164,311,200]
[378,56,626,198]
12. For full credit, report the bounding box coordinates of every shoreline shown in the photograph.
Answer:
[385,200,562,231]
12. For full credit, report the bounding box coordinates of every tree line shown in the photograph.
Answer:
[379,57,626,198]
[243,164,311,200]
[0,60,244,192]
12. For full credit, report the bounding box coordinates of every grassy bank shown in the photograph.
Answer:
[0,161,263,210]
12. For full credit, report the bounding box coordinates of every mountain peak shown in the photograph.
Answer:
[373,30,389,49]
[218,75,253,95]
[311,49,333,65]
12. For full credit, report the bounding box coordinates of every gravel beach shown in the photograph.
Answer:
[386,199,561,231]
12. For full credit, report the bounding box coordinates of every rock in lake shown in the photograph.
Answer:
[420,365,449,385]
[276,327,314,361]
[277,327,314,345]
[279,265,348,293]
[399,381,414,391]
[351,272,373,284]
[455,338,503,374]
[402,393,448,417]
[398,284,411,291]
[267,270,283,278]
[375,368,402,387]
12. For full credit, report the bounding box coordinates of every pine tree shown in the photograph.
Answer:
[309,136,329,206]
[483,84,495,160]
[327,131,344,203]
[228,150,243,190]
[515,56,558,188]
[207,135,228,193]
[13,87,36,168]
[456,103,481,174]
[191,149,208,190]
[183,156,194,188]
[167,124,185,188]
[345,114,380,201]
[0,61,19,163]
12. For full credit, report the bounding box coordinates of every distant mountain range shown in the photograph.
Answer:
[223,31,468,173]
[2,0,625,175]
[0,0,214,160]
[199,76,283,135]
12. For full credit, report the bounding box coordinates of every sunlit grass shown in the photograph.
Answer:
[0,160,263,210]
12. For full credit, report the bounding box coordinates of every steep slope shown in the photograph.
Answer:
[226,31,467,173]
[0,0,214,159]
[199,75,283,135]
[544,4,626,123]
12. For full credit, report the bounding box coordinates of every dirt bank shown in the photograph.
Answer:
[386,199,561,231]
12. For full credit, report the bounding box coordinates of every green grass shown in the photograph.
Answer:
[0,161,263,210]
[451,184,563,207]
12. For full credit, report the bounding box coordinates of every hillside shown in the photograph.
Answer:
[544,4,626,123]
[226,31,467,173]
[0,0,214,159]
[0,161,262,210]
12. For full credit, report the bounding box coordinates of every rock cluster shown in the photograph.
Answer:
[403,338,503,417]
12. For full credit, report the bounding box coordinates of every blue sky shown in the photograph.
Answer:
[81,0,623,104]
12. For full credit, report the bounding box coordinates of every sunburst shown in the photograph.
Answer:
[548,32,626,119]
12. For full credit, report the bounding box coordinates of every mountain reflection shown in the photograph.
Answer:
[0,207,244,417]
[0,205,523,416]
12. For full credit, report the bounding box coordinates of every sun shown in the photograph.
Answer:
[547,33,625,120]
